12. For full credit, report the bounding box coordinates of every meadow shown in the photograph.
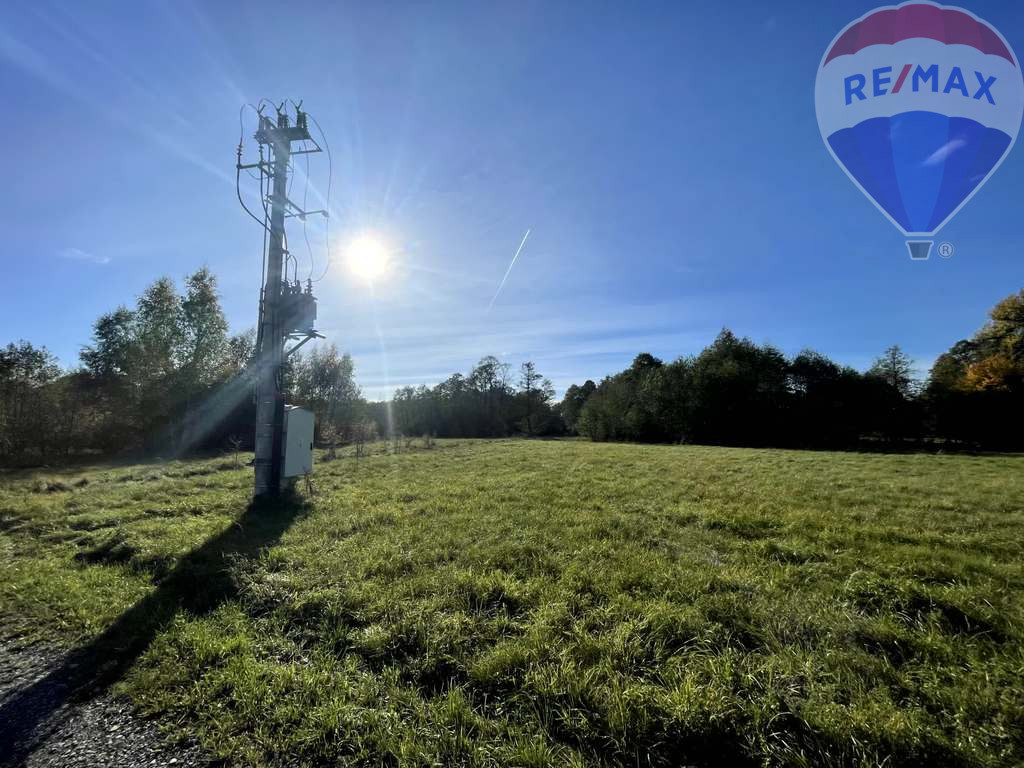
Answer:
[1,439,1022,767]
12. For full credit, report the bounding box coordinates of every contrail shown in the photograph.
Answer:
[487,229,531,313]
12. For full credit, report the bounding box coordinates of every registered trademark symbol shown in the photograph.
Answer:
[938,242,954,258]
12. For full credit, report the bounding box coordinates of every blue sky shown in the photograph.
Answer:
[2,0,1023,400]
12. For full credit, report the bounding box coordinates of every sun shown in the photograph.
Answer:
[346,234,390,282]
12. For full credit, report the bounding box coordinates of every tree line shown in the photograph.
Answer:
[562,289,1023,450]
[0,269,366,465]
[2,272,1021,464]
[379,358,558,439]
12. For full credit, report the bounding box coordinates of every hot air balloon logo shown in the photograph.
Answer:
[814,1,1024,259]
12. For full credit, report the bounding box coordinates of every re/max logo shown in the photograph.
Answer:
[844,66,997,105]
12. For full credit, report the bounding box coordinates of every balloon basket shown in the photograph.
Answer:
[906,241,933,260]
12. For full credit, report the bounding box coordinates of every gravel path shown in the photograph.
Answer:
[0,639,210,768]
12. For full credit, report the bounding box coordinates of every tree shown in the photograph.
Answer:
[134,277,185,381]
[688,330,789,445]
[928,340,977,392]
[518,361,555,436]
[291,344,363,441]
[928,292,1024,396]
[788,349,841,394]
[949,291,1024,394]
[77,271,240,453]
[0,341,61,458]
[979,289,1024,363]
[80,308,138,450]
[627,353,663,376]
[572,335,887,448]
[225,329,257,378]
[787,350,866,447]
[864,345,920,443]
[577,375,633,441]
[81,307,136,381]
[435,373,470,437]
[388,357,562,439]
[469,356,514,436]
[180,267,229,389]
[560,380,596,433]
[622,354,671,441]
[962,355,1020,393]
[868,345,916,398]
[46,372,99,457]
[132,277,187,447]
[925,293,1024,448]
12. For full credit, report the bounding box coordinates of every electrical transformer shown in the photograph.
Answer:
[282,406,314,478]
[281,281,317,334]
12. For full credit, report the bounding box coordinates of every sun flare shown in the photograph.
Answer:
[346,234,390,282]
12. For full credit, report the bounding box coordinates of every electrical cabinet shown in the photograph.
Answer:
[282,406,314,478]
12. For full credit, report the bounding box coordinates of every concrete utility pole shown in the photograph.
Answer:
[249,108,313,497]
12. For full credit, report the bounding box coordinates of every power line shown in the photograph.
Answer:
[239,106,269,386]
[302,139,315,280]
[238,105,262,180]
[235,164,270,231]
[235,104,271,234]
[238,104,272,354]
[309,113,333,283]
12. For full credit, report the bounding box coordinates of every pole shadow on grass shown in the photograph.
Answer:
[0,491,310,766]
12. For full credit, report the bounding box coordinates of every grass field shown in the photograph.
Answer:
[1,439,1023,767]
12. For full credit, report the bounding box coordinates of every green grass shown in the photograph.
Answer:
[2,440,1023,766]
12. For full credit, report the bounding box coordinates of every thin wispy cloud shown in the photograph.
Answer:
[923,139,966,167]
[487,229,531,313]
[326,296,722,400]
[0,24,233,187]
[59,247,110,265]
